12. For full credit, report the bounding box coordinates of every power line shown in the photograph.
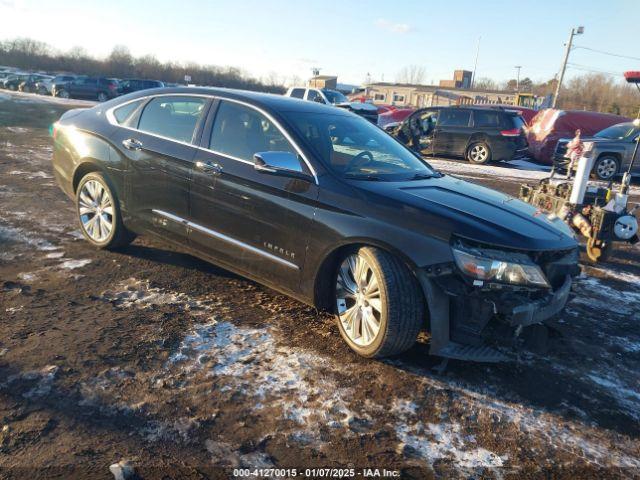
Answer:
[572,45,640,62]
[566,63,621,76]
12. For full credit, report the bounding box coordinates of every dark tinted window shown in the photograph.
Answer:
[77,78,97,86]
[290,88,305,99]
[438,109,471,127]
[306,90,320,102]
[138,96,206,143]
[209,100,297,162]
[113,99,144,124]
[473,110,501,127]
[509,115,525,130]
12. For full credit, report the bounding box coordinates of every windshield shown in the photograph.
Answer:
[595,123,638,140]
[322,89,349,104]
[284,111,437,181]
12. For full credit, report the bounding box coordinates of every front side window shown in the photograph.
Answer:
[290,88,305,99]
[137,96,206,143]
[283,111,436,181]
[306,89,320,102]
[438,109,471,127]
[209,100,298,162]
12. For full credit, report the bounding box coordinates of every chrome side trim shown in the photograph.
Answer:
[152,209,299,270]
[105,92,319,184]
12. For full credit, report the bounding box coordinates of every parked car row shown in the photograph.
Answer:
[0,66,165,102]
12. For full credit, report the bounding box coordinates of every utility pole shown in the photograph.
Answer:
[552,26,584,108]
[471,36,481,89]
[514,65,522,91]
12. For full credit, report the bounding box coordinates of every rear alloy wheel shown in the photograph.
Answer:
[467,142,492,164]
[58,89,69,99]
[76,172,135,249]
[97,92,108,102]
[593,156,619,181]
[334,247,424,358]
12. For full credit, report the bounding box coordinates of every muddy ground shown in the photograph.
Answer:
[1,90,639,479]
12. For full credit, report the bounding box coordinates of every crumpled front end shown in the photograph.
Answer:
[417,240,580,362]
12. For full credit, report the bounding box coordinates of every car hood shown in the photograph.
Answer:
[355,175,577,251]
[336,102,379,114]
[558,136,622,145]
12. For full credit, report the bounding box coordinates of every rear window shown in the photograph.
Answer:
[290,88,305,99]
[509,115,525,130]
[438,109,471,127]
[138,96,206,143]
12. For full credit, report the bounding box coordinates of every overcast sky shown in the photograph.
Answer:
[2,0,638,85]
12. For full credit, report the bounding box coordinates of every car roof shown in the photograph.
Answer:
[114,86,352,116]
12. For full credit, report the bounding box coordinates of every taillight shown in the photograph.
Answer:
[108,83,116,90]
[500,128,521,137]
[50,122,59,139]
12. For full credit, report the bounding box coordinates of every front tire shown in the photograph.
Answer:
[76,172,135,249]
[592,155,619,181]
[58,89,69,99]
[467,141,492,164]
[334,247,424,358]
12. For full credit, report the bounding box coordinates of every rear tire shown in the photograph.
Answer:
[58,89,69,99]
[76,172,135,250]
[334,247,424,358]
[97,92,108,102]
[467,141,492,164]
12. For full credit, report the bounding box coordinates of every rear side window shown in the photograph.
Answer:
[209,100,297,162]
[473,110,501,128]
[438,109,471,127]
[138,96,206,143]
[290,88,305,99]
[113,99,145,124]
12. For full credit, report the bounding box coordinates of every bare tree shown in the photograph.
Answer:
[395,65,426,85]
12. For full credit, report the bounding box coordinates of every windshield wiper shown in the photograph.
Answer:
[343,174,384,181]
[408,172,437,180]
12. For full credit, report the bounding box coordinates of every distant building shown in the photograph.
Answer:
[364,82,517,108]
[308,75,337,89]
[439,69,472,89]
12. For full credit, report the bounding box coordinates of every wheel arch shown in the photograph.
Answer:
[466,132,490,150]
[311,238,423,310]
[72,161,106,193]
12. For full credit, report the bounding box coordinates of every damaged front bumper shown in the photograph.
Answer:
[417,250,579,362]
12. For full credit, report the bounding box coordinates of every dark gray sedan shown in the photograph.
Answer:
[554,121,640,180]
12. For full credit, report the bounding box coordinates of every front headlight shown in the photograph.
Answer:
[452,246,549,288]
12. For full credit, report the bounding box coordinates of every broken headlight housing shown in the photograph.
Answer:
[452,242,550,288]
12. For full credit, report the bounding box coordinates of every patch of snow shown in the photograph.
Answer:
[4,365,58,399]
[585,372,640,421]
[58,258,92,270]
[45,251,65,259]
[396,420,505,468]
[5,126,28,133]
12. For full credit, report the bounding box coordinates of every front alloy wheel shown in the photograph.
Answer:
[593,156,619,181]
[334,247,424,358]
[336,254,383,346]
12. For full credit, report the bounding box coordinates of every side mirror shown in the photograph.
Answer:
[253,151,312,181]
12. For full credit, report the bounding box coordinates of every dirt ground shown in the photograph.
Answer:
[1,90,640,479]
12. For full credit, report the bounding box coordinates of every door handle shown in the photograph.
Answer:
[195,160,222,175]
[122,138,143,151]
